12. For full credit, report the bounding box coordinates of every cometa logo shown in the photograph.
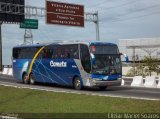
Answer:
[50,61,67,67]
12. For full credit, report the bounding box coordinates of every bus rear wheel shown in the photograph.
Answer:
[30,74,36,85]
[73,77,82,90]
[99,86,107,91]
[22,73,29,84]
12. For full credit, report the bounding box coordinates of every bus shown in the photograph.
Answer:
[12,41,122,90]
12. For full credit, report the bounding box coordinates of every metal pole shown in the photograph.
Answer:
[0,22,2,71]
[24,3,33,45]
[133,47,136,76]
[95,11,100,41]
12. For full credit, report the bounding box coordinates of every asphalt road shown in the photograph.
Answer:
[0,75,160,100]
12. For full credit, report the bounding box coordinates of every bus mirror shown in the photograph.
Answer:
[123,53,129,63]
[120,53,123,56]
[90,53,95,65]
[90,53,95,59]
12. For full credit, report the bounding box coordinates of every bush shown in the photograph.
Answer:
[126,56,160,77]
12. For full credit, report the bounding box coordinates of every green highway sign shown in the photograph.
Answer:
[20,19,38,29]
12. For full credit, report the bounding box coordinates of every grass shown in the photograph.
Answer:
[0,85,160,118]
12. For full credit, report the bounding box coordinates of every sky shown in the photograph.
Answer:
[1,0,160,65]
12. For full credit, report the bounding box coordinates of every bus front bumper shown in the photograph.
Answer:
[92,78,122,87]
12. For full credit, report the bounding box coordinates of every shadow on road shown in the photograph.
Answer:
[17,81,134,92]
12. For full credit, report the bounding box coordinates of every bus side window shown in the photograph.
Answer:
[13,48,20,59]
[80,44,91,73]
[42,45,79,59]
[69,45,79,59]
[40,49,46,58]
[45,48,53,58]
[60,45,79,59]
[13,47,41,59]
[48,49,53,58]
[37,47,53,59]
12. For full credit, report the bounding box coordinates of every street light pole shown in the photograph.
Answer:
[0,21,3,71]
[133,47,136,76]
[95,11,100,41]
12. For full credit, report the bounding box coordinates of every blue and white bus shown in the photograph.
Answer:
[12,41,122,90]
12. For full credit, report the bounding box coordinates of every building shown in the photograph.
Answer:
[119,37,160,62]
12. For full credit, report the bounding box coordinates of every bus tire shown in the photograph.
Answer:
[30,74,36,85]
[99,86,107,91]
[22,73,29,84]
[73,77,83,90]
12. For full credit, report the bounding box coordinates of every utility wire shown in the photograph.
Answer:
[87,0,116,9]
[108,11,160,22]
[100,4,160,21]
[98,0,138,11]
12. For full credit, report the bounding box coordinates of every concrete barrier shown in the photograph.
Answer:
[156,78,160,88]
[144,76,157,88]
[131,76,143,87]
[121,79,125,86]
[0,65,12,75]
[8,68,13,76]
[2,67,9,75]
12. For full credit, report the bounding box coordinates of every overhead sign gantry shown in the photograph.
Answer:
[0,0,25,23]
[0,0,25,71]
[0,0,100,71]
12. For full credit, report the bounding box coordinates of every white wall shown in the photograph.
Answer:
[119,38,160,61]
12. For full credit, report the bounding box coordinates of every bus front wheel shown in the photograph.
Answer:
[73,77,83,90]
[22,73,29,84]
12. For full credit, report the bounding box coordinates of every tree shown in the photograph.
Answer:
[141,56,160,76]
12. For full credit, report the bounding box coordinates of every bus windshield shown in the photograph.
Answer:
[90,45,121,75]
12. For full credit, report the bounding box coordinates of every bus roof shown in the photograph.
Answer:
[13,41,117,48]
